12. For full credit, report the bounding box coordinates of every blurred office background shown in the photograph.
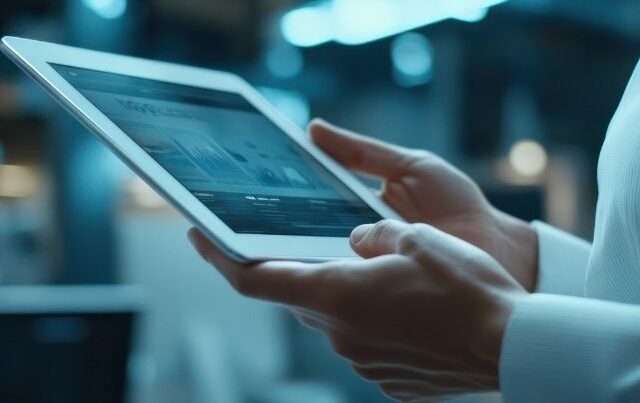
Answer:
[0,0,639,402]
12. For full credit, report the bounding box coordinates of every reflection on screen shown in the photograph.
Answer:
[50,64,382,236]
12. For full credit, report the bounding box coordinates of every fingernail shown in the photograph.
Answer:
[309,118,324,129]
[350,224,373,244]
[313,118,337,129]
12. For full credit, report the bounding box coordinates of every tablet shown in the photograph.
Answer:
[1,36,401,262]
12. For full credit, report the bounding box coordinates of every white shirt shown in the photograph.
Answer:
[499,59,640,402]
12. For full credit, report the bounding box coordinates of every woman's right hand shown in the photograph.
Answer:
[310,119,539,291]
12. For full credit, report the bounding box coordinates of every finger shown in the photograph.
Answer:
[381,181,422,222]
[349,219,413,258]
[188,228,360,310]
[188,228,246,273]
[309,119,415,179]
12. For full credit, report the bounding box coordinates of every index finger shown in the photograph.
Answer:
[309,119,415,179]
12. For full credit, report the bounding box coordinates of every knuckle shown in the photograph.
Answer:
[398,223,435,256]
[374,219,393,229]
[371,219,400,243]
[397,227,422,254]
[371,219,393,238]
[399,149,429,167]
[404,149,437,170]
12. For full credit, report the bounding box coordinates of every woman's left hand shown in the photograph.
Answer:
[188,219,528,401]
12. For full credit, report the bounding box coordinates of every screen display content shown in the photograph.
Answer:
[50,64,382,236]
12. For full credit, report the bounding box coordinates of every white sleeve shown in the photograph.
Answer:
[500,293,640,402]
[532,221,591,296]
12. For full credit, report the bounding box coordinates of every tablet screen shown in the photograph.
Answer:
[50,64,382,236]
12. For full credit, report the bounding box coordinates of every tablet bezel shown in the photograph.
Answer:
[1,36,403,262]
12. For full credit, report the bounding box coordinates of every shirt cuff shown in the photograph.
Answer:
[531,221,591,296]
[500,293,640,403]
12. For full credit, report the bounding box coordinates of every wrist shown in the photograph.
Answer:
[490,208,539,292]
[482,288,528,387]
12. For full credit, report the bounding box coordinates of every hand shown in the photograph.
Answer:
[310,120,539,291]
[188,220,528,401]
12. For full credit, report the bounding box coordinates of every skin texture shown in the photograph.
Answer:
[307,120,538,292]
[187,120,539,401]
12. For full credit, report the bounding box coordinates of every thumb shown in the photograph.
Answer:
[309,119,413,179]
[350,219,412,258]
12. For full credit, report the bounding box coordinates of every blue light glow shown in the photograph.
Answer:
[281,7,333,48]
[265,43,305,79]
[391,32,434,87]
[281,0,508,47]
[452,7,489,22]
[82,0,127,19]
[258,87,310,127]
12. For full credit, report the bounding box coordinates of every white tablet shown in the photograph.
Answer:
[2,36,401,262]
